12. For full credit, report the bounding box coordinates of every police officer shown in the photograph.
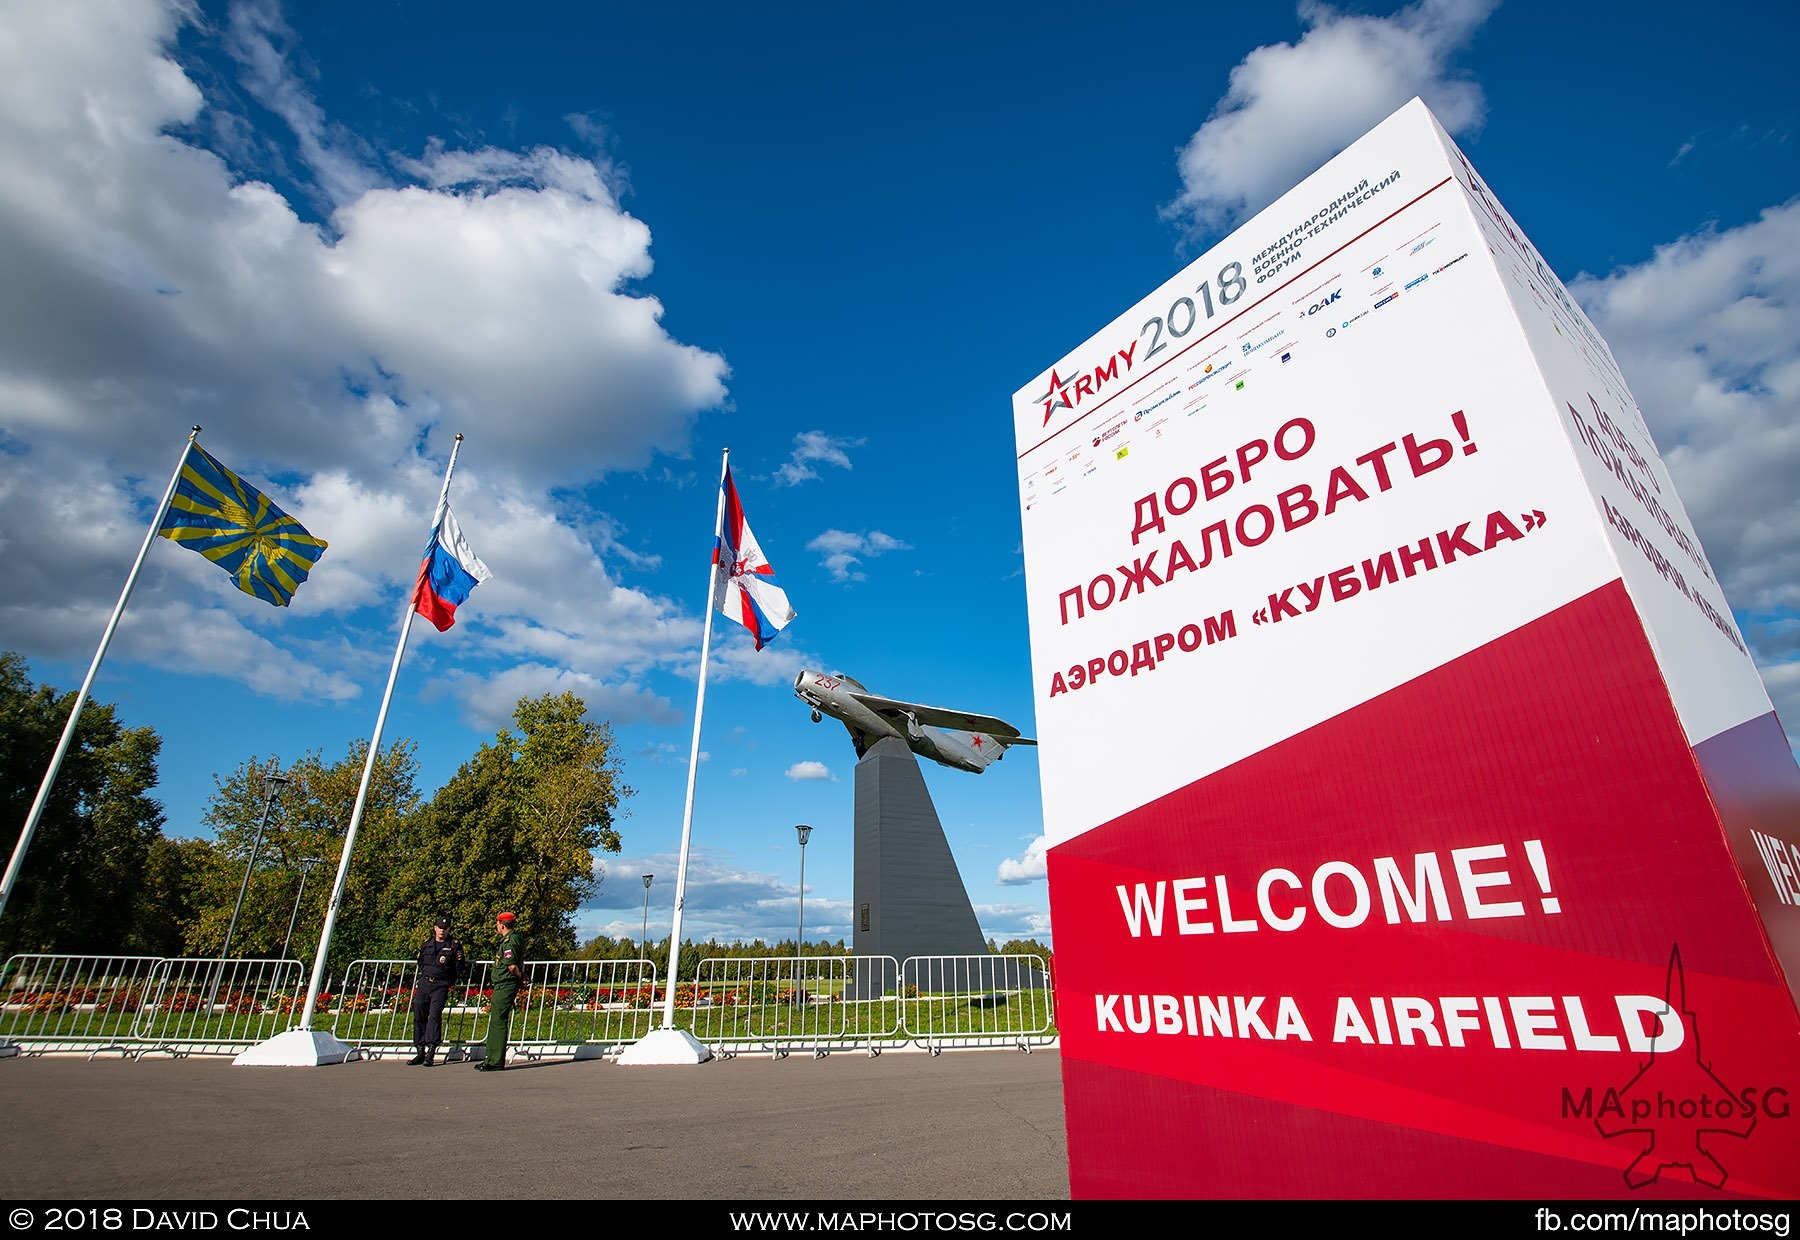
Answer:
[408,915,464,1066]
[475,911,525,1071]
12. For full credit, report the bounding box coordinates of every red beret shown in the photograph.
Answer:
[496,911,516,923]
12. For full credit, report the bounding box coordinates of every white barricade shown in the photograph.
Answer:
[0,953,1056,1058]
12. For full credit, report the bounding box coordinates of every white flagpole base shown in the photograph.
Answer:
[233,1028,361,1067]
[615,1027,712,1065]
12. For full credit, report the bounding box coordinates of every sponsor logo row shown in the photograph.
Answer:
[1024,248,1473,509]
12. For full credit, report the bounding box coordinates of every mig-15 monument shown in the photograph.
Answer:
[793,670,1042,997]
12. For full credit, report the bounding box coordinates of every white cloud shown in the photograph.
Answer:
[223,0,383,210]
[437,663,681,734]
[574,849,853,945]
[773,430,862,487]
[1164,0,1496,237]
[805,529,912,583]
[972,903,1054,945]
[1571,197,1800,732]
[996,835,1048,886]
[785,760,835,782]
[0,0,727,716]
[706,635,808,688]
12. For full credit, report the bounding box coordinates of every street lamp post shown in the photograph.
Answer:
[208,772,288,1012]
[640,874,653,980]
[280,858,325,960]
[221,774,289,962]
[795,825,812,956]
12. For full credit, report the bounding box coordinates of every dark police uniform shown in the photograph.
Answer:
[408,923,464,1065]
[478,921,526,1070]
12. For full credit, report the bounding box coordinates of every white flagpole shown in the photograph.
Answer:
[0,427,200,926]
[293,434,465,1031]
[655,446,731,1031]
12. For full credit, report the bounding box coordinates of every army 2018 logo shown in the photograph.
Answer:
[1561,945,1791,1189]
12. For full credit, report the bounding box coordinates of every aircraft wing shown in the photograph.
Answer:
[847,690,1035,743]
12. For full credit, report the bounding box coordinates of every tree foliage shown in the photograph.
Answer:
[125,835,216,956]
[0,652,166,958]
[191,741,420,971]
[998,939,1053,971]
[402,692,631,960]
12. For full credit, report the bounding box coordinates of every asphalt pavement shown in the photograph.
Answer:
[0,1046,1070,1204]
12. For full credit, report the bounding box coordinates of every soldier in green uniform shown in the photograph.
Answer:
[475,911,526,1071]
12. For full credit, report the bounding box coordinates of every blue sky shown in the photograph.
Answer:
[2,0,1796,952]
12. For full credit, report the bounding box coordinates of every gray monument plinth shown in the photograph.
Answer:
[848,737,1043,997]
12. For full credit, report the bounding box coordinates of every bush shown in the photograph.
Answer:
[96,987,141,1013]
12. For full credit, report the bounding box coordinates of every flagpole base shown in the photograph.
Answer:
[233,1028,361,1067]
[615,1027,712,1065]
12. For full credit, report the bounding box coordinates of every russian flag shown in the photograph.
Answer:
[411,505,492,632]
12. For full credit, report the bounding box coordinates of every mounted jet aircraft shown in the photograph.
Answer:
[793,669,1036,774]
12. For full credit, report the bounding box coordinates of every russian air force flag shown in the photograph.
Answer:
[411,505,491,632]
[158,444,328,607]
[712,466,795,650]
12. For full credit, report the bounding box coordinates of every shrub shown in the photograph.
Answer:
[96,987,141,1014]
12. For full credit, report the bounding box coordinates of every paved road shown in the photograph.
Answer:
[0,1047,1070,1203]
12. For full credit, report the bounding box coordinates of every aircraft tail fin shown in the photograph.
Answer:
[921,719,1036,770]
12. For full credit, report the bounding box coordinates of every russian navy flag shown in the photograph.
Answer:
[712,466,795,650]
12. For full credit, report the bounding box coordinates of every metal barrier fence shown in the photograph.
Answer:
[329,957,660,1060]
[1,952,1055,1059]
[131,957,307,1056]
[899,954,1057,1053]
[689,955,901,1057]
[689,954,1056,1057]
[0,953,661,1061]
[0,955,305,1056]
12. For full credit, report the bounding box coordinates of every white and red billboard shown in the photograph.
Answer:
[1014,97,1800,1199]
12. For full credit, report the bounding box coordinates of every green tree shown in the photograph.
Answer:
[406,692,631,959]
[191,741,421,970]
[574,932,639,961]
[0,652,165,958]
[999,939,1053,972]
[125,835,216,956]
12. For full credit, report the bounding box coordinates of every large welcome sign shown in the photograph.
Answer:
[1013,98,1800,1199]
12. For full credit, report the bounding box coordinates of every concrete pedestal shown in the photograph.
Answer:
[233,1028,360,1067]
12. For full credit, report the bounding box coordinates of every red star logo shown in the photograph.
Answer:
[1038,370,1072,425]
